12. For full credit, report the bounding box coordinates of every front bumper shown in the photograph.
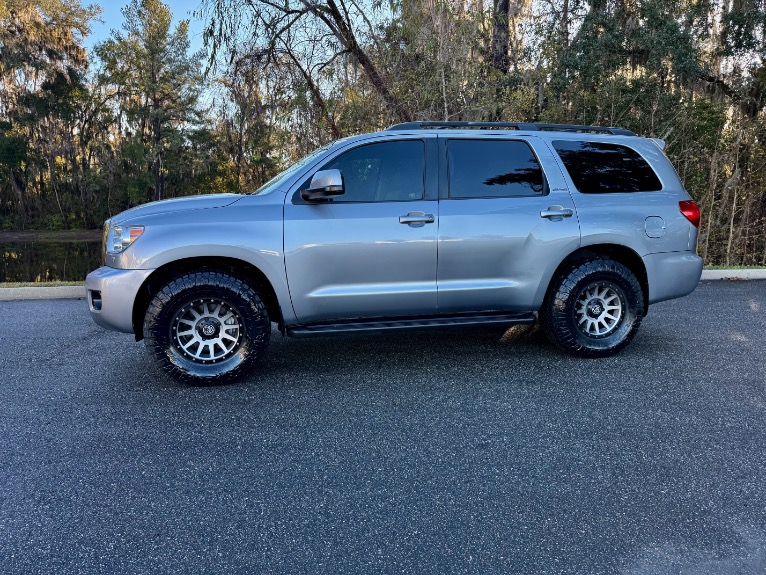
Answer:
[643,251,703,305]
[85,266,154,333]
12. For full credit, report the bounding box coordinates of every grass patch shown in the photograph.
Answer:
[703,265,766,270]
[0,281,83,288]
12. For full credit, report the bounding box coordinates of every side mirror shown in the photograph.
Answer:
[301,169,345,202]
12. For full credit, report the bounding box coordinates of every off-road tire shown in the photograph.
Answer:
[540,259,643,358]
[143,271,270,385]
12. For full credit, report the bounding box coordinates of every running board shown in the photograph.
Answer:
[286,312,536,338]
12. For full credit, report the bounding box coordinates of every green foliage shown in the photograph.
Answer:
[37,213,65,231]
[0,121,27,170]
[95,0,205,202]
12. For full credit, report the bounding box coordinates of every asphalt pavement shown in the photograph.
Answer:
[1,280,765,575]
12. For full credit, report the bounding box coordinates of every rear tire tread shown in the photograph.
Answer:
[540,259,643,358]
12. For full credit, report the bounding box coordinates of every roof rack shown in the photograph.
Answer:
[386,121,636,136]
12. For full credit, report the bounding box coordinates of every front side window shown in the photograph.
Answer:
[552,140,662,193]
[447,139,546,198]
[317,140,425,202]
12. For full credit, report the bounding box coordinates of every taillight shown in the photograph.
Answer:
[679,201,700,228]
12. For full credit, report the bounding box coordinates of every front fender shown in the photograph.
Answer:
[108,201,297,324]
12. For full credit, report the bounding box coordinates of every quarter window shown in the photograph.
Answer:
[447,139,546,198]
[316,140,425,202]
[552,140,662,193]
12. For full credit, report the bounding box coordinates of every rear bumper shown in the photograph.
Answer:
[643,251,703,305]
[85,266,153,333]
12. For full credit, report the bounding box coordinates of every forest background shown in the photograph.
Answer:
[1,0,765,266]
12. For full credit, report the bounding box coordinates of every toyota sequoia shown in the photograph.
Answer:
[86,122,703,385]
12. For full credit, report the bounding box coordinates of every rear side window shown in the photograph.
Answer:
[448,139,546,198]
[552,140,662,193]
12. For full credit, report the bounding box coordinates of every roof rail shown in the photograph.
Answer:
[386,121,636,136]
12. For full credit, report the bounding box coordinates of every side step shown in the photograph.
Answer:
[286,312,536,338]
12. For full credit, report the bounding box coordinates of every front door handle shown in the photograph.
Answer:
[399,212,435,226]
[540,206,574,220]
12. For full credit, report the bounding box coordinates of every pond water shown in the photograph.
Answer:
[0,241,102,283]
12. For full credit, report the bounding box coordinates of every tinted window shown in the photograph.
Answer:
[319,140,424,202]
[448,140,545,198]
[552,140,662,193]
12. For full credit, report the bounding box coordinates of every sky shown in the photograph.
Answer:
[83,0,207,54]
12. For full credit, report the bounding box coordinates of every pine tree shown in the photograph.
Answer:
[96,0,202,201]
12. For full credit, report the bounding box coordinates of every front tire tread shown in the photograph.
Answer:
[143,271,270,386]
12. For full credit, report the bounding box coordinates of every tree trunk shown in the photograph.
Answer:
[152,98,164,201]
[560,0,569,52]
[308,0,411,123]
[725,186,738,266]
[48,157,65,222]
[10,168,26,228]
[285,47,342,138]
[491,0,510,74]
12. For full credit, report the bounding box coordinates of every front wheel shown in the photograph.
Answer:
[143,271,270,385]
[540,259,644,358]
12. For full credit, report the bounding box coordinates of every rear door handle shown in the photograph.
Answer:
[540,206,574,220]
[399,212,435,226]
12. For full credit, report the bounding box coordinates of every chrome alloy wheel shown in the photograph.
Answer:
[170,299,243,364]
[574,283,624,338]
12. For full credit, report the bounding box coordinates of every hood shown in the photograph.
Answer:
[112,194,243,224]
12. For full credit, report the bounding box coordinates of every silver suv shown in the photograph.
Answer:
[85,122,703,385]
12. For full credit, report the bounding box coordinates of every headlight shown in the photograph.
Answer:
[106,224,144,254]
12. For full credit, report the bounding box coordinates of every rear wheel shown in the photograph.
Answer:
[540,259,643,357]
[143,271,270,385]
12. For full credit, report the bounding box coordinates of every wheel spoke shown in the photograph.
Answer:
[180,338,196,352]
[171,297,245,363]
[190,342,204,359]
[574,283,625,338]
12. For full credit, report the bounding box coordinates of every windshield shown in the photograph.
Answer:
[250,140,344,195]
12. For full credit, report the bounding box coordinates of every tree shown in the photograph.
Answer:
[0,0,97,227]
[95,0,203,201]
[200,0,411,124]
[215,56,280,191]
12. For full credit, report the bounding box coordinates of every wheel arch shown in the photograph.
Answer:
[542,244,649,316]
[131,256,282,341]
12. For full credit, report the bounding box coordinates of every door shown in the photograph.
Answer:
[284,138,439,323]
[436,136,581,313]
